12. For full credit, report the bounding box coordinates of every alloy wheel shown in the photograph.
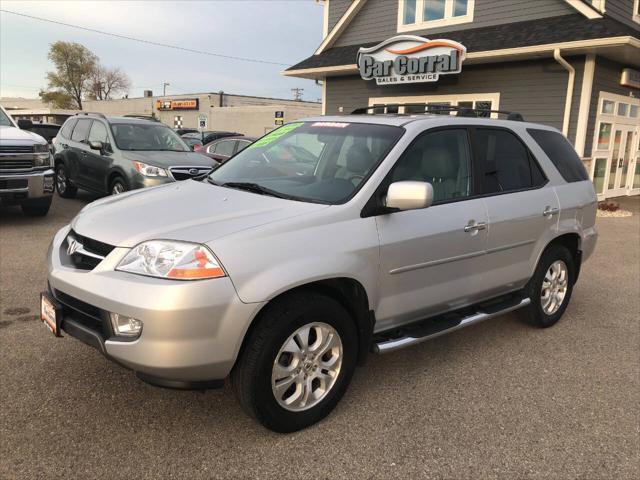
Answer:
[271,322,343,412]
[541,260,568,315]
[111,182,124,194]
[56,168,66,194]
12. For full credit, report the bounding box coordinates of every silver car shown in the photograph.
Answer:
[42,112,597,432]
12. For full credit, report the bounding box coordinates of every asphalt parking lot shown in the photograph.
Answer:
[1,193,638,479]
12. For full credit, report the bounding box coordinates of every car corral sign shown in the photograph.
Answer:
[156,98,199,111]
[357,35,466,85]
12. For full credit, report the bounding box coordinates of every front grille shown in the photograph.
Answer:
[0,145,33,154]
[65,230,116,271]
[169,166,212,181]
[0,159,34,170]
[0,179,28,190]
[54,289,107,337]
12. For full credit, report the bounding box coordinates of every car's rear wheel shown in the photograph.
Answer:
[231,291,358,433]
[110,176,127,195]
[55,163,77,198]
[520,244,575,328]
[21,197,52,216]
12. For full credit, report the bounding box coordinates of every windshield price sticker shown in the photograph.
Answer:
[311,122,349,128]
[249,122,304,149]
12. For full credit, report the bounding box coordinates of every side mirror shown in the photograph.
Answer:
[17,119,33,129]
[385,181,434,211]
[89,141,103,151]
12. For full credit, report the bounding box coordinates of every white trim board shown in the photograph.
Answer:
[315,0,368,55]
[563,0,603,19]
[575,54,596,157]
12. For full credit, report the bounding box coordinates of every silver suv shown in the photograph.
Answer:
[42,110,597,432]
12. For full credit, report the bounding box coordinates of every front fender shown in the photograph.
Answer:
[211,214,380,306]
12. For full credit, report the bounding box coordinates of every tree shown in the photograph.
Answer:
[42,41,98,110]
[89,66,131,100]
[39,90,74,109]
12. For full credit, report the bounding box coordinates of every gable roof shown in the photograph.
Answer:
[285,14,639,77]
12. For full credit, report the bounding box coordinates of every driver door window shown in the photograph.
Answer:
[391,128,472,203]
[214,140,237,157]
[88,121,109,145]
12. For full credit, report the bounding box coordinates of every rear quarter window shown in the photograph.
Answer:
[527,129,589,182]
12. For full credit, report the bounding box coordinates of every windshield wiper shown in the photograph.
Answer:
[220,182,297,200]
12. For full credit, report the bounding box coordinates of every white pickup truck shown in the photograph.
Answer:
[0,105,55,216]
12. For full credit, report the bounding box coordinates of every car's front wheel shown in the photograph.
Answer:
[232,292,358,433]
[110,176,127,195]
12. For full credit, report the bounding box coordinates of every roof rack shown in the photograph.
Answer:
[75,111,108,119]
[351,104,524,122]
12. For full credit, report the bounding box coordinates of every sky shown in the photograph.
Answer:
[0,0,323,102]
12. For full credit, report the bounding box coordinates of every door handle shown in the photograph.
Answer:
[464,221,487,232]
[543,206,559,217]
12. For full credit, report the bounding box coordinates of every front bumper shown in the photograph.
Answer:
[0,169,54,204]
[46,225,264,382]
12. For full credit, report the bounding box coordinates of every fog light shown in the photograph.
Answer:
[43,175,55,193]
[109,312,143,337]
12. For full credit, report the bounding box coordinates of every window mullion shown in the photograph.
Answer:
[416,0,425,24]
[445,0,454,19]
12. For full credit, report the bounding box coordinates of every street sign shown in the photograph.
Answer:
[198,114,208,130]
[275,110,284,125]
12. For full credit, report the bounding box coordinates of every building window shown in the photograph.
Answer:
[399,0,474,31]
[617,103,629,116]
[630,105,639,118]
[601,100,615,114]
[369,93,500,117]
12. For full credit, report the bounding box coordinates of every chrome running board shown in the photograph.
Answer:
[373,297,531,354]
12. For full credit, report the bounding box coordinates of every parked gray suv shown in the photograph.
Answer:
[42,110,597,432]
[53,113,218,197]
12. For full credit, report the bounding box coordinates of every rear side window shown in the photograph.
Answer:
[475,128,544,194]
[60,119,76,139]
[71,119,91,143]
[214,140,236,157]
[527,129,589,182]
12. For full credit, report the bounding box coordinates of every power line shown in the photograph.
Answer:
[0,9,291,67]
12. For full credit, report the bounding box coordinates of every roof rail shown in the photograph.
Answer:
[75,111,108,119]
[351,104,524,121]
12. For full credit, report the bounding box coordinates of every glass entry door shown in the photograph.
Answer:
[607,126,636,198]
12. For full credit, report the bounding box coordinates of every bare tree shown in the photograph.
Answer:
[89,66,131,100]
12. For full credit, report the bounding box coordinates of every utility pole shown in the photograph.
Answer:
[163,83,170,96]
[291,88,304,101]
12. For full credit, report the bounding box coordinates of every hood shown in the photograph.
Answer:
[71,180,329,247]
[0,125,46,144]
[121,150,216,168]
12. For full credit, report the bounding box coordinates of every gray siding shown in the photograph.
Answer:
[334,0,574,47]
[326,57,585,139]
[584,56,638,155]
[328,0,352,32]
[603,0,640,31]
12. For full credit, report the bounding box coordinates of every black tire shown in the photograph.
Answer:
[109,176,127,195]
[21,196,52,216]
[519,244,575,328]
[55,163,77,198]
[231,291,358,433]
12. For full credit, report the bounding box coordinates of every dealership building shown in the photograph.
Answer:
[2,92,320,138]
[285,0,640,200]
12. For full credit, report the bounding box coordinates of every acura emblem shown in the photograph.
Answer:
[189,168,199,175]
[67,238,79,256]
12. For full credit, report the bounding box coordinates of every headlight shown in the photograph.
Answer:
[116,240,226,280]
[34,144,52,167]
[133,161,167,177]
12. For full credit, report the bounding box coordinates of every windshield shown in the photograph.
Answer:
[208,121,403,204]
[111,123,190,151]
[0,108,15,127]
